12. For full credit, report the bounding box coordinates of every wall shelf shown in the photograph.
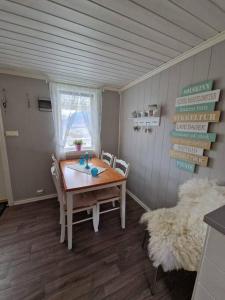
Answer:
[129,116,160,127]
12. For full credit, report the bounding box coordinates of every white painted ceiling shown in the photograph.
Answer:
[1,0,225,89]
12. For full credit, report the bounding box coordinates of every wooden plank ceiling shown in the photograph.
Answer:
[0,0,225,89]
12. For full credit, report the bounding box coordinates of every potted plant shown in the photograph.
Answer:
[73,139,83,151]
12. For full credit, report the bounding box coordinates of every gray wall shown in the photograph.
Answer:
[0,75,55,202]
[120,41,225,209]
[101,90,120,156]
[0,75,120,202]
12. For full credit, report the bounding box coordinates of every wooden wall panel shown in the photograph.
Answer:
[208,41,225,182]
[120,41,225,209]
[191,48,212,178]
[145,74,161,209]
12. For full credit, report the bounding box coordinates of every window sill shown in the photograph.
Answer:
[65,149,95,159]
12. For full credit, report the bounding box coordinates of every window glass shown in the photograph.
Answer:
[60,92,92,149]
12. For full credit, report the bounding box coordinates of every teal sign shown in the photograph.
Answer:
[176,160,195,173]
[170,130,217,142]
[176,102,215,113]
[181,80,213,96]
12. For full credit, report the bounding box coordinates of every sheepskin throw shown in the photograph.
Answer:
[140,178,225,272]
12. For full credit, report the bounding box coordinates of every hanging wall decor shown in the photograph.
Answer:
[129,104,161,133]
[170,80,221,173]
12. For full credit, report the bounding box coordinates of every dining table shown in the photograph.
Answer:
[60,157,127,250]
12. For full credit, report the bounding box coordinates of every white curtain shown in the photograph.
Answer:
[50,82,102,160]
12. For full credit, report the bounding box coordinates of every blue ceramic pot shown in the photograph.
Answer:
[91,167,98,177]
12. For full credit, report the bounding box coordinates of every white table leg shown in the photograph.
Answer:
[121,181,126,229]
[67,192,73,250]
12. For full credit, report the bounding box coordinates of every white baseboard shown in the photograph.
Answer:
[14,193,57,205]
[14,190,149,209]
[126,189,150,211]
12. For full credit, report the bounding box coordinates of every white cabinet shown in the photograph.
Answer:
[194,283,214,300]
[192,226,225,300]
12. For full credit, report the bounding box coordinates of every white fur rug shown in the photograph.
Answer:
[140,178,225,272]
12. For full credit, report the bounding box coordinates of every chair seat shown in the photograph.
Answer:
[64,192,97,210]
[95,186,120,202]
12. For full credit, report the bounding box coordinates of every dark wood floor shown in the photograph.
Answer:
[0,196,195,300]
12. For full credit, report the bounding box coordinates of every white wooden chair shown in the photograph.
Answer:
[51,163,99,244]
[95,158,130,227]
[101,150,114,166]
[113,158,130,177]
[51,153,60,172]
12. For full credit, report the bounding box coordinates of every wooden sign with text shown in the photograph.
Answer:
[170,149,208,167]
[173,111,220,123]
[172,80,220,173]
[176,122,208,133]
[176,89,220,107]
[171,137,211,150]
[170,130,216,142]
[176,102,215,113]
[176,160,195,173]
[173,144,204,156]
[181,80,213,96]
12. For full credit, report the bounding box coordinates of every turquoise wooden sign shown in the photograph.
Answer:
[170,130,217,142]
[176,160,195,173]
[181,80,213,96]
[176,102,215,113]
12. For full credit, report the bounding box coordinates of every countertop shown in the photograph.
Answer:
[204,205,225,235]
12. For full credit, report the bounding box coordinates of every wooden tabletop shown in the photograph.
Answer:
[60,158,126,192]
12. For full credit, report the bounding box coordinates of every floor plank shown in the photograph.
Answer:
[0,196,196,300]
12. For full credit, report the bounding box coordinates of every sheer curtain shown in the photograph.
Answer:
[50,82,102,160]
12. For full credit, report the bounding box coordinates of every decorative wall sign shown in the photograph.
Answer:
[181,80,213,96]
[176,160,195,173]
[171,137,211,150]
[176,89,220,107]
[176,102,215,113]
[170,79,221,173]
[176,122,208,133]
[173,111,220,123]
[173,144,204,156]
[170,131,217,142]
[170,149,208,167]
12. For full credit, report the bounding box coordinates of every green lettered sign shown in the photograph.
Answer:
[176,102,215,113]
[181,80,213,96]
[170,130,217,142]
[176,160,195,173]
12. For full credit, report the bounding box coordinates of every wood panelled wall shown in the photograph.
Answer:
[119,41,225,209]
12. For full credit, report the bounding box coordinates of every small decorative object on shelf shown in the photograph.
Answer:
[133,125,141,131]
[137,111,142,118]
[148,104,161,117]
[132,110,138,118]
[73,139,83,151]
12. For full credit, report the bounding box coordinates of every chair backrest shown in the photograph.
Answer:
[51,163,65,205]
[51,153,64,185]
[113,158,130,177]
[101,150,114,166]
[51,153,60,172]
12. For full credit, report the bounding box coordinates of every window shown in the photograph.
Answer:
[60,92,93,150]
[50,83,102,159]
